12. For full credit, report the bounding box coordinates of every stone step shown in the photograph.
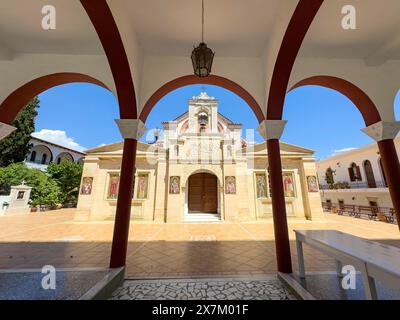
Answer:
[184,213,221,223]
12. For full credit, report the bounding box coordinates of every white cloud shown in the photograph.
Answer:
[32,129,86,152]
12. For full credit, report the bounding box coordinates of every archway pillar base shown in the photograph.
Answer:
[109,138,138,268]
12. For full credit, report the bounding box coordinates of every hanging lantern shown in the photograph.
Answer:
[191,0,214,77]
[191,43,215,77]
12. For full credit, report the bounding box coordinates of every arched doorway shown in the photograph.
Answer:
[56,152,74,164]
[363,160,376,188]
[188,173,218,214]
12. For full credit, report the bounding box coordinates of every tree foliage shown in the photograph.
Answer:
[324,167,336,186]
[0,163,60,207]
[47,161,83,204]
[330,181,351,190]
[0,98,39,167]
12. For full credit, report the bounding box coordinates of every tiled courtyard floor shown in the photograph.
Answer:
[0,209,399,278]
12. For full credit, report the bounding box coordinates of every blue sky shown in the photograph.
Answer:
[36,83,400,160]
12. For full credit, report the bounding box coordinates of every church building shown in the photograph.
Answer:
[76,92,324,222]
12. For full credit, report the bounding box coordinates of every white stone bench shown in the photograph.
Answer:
[294,230,400,300]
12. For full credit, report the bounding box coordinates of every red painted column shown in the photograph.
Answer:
[110,138,137,268]
[377,139,400,230]
[267,139,293,273]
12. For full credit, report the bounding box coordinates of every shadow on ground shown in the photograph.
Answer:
[2,239,399,277]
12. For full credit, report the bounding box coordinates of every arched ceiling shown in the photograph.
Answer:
[0,0,104,59]
[300,0,400,64]
[125,0,282,57]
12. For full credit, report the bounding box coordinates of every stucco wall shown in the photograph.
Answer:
[76,152,323,222]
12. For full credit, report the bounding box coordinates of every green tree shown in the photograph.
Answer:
[324,167,336,188]
[0,163,61,207]
[0,97,39,167]
[332,181,351,190]
[47,161,83,204]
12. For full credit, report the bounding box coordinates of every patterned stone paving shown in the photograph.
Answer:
[110,277,296,300]
[1,209,400,278]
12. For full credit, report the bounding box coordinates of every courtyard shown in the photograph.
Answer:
[1,209,399,279]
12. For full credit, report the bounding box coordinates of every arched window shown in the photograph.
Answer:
[29,151,37,162]
[348,163,362,182]
[363,160,376,188]
[41,154,47,165]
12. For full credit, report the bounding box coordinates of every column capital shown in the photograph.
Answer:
[115,119,147,140]
[361,121,400,142]
[0,122,16,140]
[257,120,288,141]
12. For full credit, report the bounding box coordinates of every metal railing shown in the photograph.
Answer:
[319,181,387,190]
[322,202,397,224]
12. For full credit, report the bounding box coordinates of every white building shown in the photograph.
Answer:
[316,138,400,209]
[25,136,85,171]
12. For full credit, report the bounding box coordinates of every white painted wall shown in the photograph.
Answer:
[0,195,11,215]
[290,57,400,122]
[316,139,400,187]
[138,55,266,117]
[316,137,400,208]
[0,54,116,107]
[26,138,85,169]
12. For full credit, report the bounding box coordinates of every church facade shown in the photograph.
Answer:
[76,92,324,222]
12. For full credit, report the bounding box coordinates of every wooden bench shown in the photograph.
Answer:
[385,209,397,224]
[337,205,357,217]
[358,206,378,220]
[322,202,332,212]
[295,230,400,300]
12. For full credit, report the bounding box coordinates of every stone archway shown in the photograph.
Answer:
[0,73,110,125]
[288,76,400,230]
[139,74,265,123]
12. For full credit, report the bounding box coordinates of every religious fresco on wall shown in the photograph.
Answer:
[136,174,149,199]
[17,191,25,200]
[80,177,93,195]
[307,176,319,193]
[169,176,180,194]
[225,176,236,194]
[107,174,120,199]
[256,173,267,198]
[283,172,295,197]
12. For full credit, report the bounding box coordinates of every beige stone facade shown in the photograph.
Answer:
[76,92,323,222]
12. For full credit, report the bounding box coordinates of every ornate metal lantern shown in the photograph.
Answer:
[191,43,214,78]
[191,0,214,77]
